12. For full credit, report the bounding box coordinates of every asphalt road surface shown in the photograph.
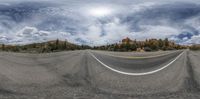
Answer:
[0,50,200,99]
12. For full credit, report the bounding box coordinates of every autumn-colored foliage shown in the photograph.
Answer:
[93,37,187,51]
[0,39,90,53]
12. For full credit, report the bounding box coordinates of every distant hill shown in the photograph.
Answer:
[0,39,91,53]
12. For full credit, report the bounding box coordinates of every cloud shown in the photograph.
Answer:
[11,26,77,45]
[184,34,200,44]
[17,27,37,37]
[14,26,50,44]
[0,35,11,44]
[0,1,200,45]
[122,2,200,44]
[73,18,131,45]
[130,25,180,40]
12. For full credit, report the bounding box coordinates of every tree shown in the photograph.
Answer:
[164,38,169,47]
[113,43,119,51]
[2,44,5,51]
[55,39,59,50]
[158,39,164,48]
[130,43,137,51]
[190,45,200,50]
[30,43,37,48]
[152,40,159,50]
[63,41,67,50]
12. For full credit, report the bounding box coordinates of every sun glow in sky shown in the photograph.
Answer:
[88,7,113,17]
[0,0,200,45]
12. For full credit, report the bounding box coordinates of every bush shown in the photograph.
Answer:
[190,45,200,50]
[144,47,152,52]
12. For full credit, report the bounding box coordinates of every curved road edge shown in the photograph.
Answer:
[89,50,185,76]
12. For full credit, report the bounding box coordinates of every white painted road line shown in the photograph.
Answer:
[89,51,184,76]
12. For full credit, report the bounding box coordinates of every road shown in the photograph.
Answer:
[0,50,199,99]
[91,50,183,74]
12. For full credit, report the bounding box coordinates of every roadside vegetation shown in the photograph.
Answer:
[0,39,91,53]
[93,37,187,52]
[0,37,193,53]
[189,44,200,51]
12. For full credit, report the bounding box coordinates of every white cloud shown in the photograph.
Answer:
[185,34,200,44]
[130,2,156,13]
[102,18,130,42]
[37,31,50,36]
[0,1,200,45]
[0,35,11,43]
[17,27,50,38]
[14,26,50,44]
[85,24,102,41]
[185,17,200,28]
[17,26,38,37]
[11,26,77,44]
[130,25,180,40]
[74,18,131,45]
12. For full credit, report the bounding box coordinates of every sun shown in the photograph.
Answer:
[88,7,113,17]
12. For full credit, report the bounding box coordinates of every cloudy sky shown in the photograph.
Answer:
[0,0,200,45]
